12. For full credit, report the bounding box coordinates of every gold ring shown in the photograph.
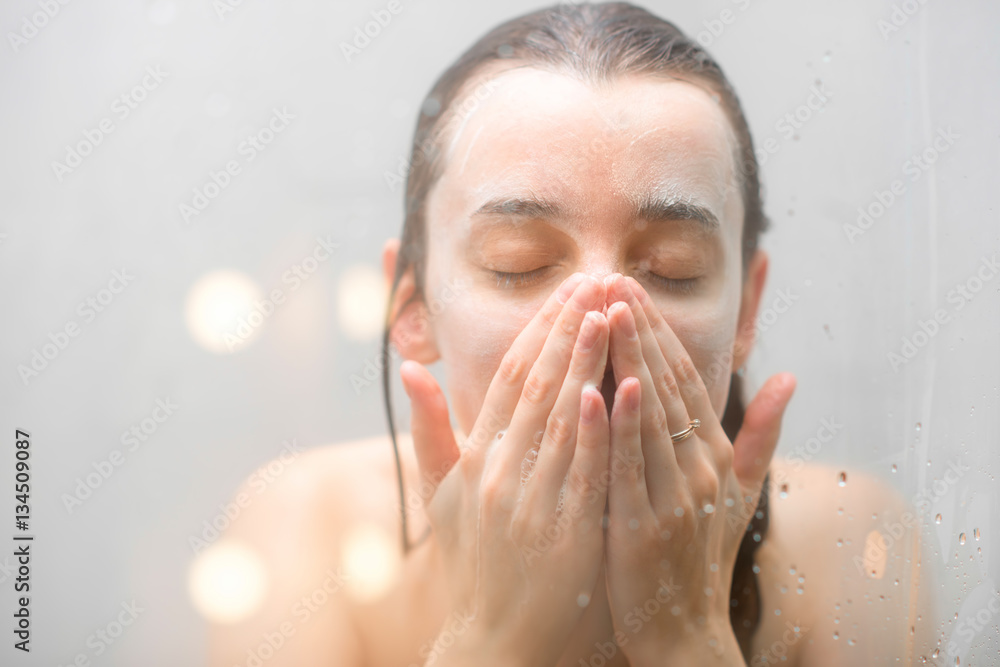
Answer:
[670,419,701,443]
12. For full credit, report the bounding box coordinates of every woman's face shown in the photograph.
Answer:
[411,66,762,435]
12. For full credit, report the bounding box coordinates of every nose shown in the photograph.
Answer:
[599,271,626,314]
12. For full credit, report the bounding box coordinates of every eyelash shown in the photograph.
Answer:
[490,266,698,294]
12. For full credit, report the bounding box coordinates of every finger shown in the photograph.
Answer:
[607,276,692,479]
[493,275,606,495]
[624,276,715,421]
[400,359,461,501]
[732,372,796,497]
[607,377,651,525]
[525,310,609,514]
[562,386,610,545]
[466,272,587,460]
[624,275,727,475]
[606,301,680,508]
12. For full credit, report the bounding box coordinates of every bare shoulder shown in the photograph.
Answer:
[206,431,414,667]
[754,458,938,665]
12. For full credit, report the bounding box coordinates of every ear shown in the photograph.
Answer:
[732,249,768,372]
[382,238,440,365]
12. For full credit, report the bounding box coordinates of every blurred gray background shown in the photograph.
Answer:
[0,0,997,664]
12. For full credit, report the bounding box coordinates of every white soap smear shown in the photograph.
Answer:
[520,447,539,487]
[555,478,568,514]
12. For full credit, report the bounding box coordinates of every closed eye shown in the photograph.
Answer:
[490,267,550,289]
[490,266,699,294]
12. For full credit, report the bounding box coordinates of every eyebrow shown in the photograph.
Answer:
[471,192,720,231]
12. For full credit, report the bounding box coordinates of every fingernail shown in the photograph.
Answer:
[556,273,586,304]
[570,276,600,310]
[577,312,600,351]
[628,379,641,411]
[581,386,599,424]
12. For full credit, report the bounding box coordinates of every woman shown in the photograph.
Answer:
[211,3,938,665]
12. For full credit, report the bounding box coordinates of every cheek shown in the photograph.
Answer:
[655,295,740,416]
[432,291,541,434]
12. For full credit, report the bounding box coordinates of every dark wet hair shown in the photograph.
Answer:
[379,2,772,659]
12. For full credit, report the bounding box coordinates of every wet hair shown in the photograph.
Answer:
[379,2,772,659]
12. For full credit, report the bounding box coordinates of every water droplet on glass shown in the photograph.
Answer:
[915,422,921,432]
[847,638,856,646]
[628,518,640,531]
[959,533,966,545]
[577,592,590,607]
[838,472,847,487]
[836,538,843,547]
[674,507,684,517]
[935,514,942,524]
[891,464,897,473]
[779,483,789,499]
[833,631,839,639]
[822,51,832,63]
[789,566,797,575]
[703,503,715,515]
[724,497,735,507]
[974,527,980,540]
[932,648,940,658]
[796,586,804,595]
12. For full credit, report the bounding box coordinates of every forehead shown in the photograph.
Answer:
[429,65,741,232]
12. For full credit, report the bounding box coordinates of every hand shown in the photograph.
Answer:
[599,274,796,663]
[400,273,614,667]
